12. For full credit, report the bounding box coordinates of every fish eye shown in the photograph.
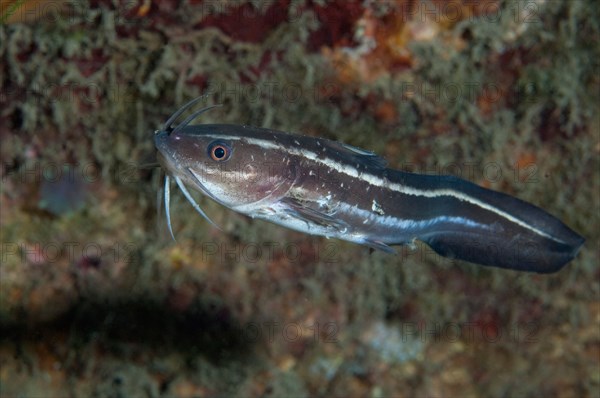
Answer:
[208,141,232,162]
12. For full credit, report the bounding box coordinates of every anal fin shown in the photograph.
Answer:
[360,238,396,254]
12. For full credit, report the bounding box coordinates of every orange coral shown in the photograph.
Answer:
[322,0,501,84]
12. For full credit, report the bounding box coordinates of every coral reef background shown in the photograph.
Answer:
[1,1,598,396]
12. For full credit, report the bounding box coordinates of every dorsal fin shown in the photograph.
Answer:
[325,140,388,170]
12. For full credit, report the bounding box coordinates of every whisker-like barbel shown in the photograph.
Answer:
[155,98,584,273]
[161,96,206,132]
[163,175,176,241]
[172,104,223,135]
[174,176,221,230]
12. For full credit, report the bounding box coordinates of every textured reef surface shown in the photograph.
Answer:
[1,1,598,396]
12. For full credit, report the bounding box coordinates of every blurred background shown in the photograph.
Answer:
[0,0,598,396]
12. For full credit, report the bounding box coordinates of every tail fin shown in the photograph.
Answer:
[422,227,584,273]
[393,172,585,273]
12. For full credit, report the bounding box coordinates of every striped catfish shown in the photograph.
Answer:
[155,97,584,273]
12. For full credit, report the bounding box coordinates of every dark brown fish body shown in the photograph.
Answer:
[155,100,585,273]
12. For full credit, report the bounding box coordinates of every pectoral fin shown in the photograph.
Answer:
[281,198,349,232]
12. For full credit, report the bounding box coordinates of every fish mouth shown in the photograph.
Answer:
[155,150,179,181]
[156,136,224,237]
[154,130,169,150]
[154,133,176,171]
